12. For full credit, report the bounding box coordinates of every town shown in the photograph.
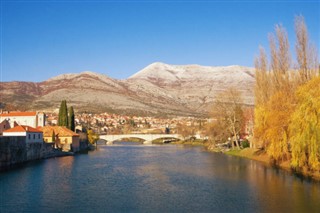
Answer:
[46,112,211,136]
[0,109,225,170]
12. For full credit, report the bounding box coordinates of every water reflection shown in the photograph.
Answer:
[0,144,319,213]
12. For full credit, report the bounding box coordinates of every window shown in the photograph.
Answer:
[38,134,40,139]
[33,134,35,139]
[28,134,31,139]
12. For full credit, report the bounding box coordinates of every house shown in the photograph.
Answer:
[0,119,11,135]
[3,125,43,143]
[0,111,46,128]
[39,126,80,152]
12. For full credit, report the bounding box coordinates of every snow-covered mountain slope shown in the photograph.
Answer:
[0,63,255,116]
[127,62,255,112]
[129,62,254,83]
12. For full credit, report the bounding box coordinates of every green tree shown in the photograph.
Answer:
[68,106,75,131]
[58,100,68,127]
[51,130,55,142]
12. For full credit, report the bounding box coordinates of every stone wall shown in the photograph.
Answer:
[0,136,27,170]
[79,141,89,152]
[0,135,91,171]
[79,132,89,152]
[26,142,54,161]
[0,136,55,171]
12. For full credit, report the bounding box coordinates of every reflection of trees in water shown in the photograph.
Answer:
[242,160,320,212]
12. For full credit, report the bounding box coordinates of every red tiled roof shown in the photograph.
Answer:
[3,125,42,133]
[39,126,79,137]
[0,112,37,117]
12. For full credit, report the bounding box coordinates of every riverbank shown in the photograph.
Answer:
[167,141,320,181]
[0,136,92,172]
[171,139,206,146]
[225,148,320,182]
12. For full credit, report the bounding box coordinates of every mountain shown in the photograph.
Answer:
[0,63,255,116]
[127,62,255,112]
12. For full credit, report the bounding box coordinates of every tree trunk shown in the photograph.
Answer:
[233,127,240,149]
[232,114,241,149]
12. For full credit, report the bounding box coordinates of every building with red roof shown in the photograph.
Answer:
[38,126,80,152]
[3,125,43,143]
[0,111,45,129]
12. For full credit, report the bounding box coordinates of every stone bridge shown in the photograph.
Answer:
[99,134,182,145]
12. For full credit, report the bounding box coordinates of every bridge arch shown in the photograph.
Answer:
[113,137,145,144]
[96,138,108,145]
[100,134,182,145]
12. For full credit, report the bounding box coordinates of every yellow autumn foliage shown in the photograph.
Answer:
[289,77,320,171]
[87,129,100,145]
[253,105,269,147]
[264,91,294,162]
[253,16,319,172]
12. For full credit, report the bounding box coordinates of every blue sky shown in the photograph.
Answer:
[1,0,319,82]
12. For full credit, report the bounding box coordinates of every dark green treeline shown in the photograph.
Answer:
[58,100,75,131]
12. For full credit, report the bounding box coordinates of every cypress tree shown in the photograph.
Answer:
[68,106,75,131]
[58,100,68,127]
[51,130,55,142]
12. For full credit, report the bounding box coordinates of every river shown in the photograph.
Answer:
[1,143,319,213]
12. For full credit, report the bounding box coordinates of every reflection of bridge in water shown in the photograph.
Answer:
[99,134,182,145]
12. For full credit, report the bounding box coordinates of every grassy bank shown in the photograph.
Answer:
[225,148,320,181]
[171,139,207,146]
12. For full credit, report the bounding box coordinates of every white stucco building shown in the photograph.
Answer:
[3,125,43,143]
[0,111,45,128]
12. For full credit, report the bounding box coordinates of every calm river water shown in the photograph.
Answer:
[1,143,319,213]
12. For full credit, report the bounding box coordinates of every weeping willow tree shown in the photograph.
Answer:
[264,91,294,162]
[254,16,319,166]
[289,77,320,171]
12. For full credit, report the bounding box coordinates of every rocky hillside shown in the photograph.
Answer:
[0,63,255,116]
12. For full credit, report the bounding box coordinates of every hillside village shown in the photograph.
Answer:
[47,112,210,136]
[0,110,212,143]
[0,95,255,172]
[0,111,85,152]
[0,111,91,170]
[0,108,254,144]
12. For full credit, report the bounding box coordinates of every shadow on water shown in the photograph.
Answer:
[270,163,319,184]
[0,152,90,174]
[0,159,46,173]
